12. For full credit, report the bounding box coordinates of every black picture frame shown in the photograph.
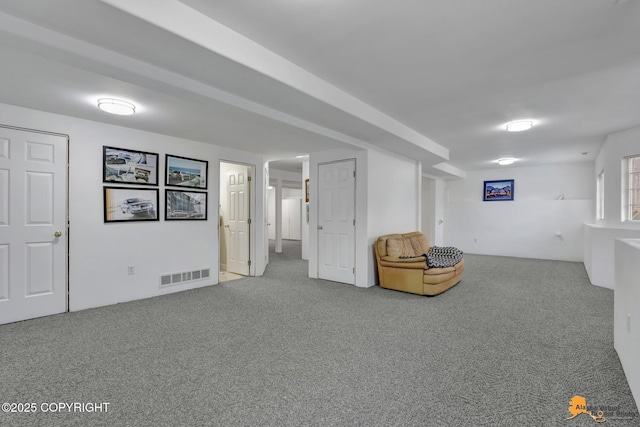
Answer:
[103,146,159,185]
[483,179,514,201]
[165,190,208,221]
[104,186,159,223]
[165,154,208,189]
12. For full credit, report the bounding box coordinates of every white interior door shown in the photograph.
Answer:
[268,188,275,240]
[0,127,67,325]
[318,160,355,284]
[264,167,269,267]
[285,198,302,240]
[226,165,250,276]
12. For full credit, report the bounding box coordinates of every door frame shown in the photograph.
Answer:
[316,159,356,284]
[0,123,70,321]
[218,160,256,278]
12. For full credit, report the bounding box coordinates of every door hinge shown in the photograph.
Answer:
[248,218,252,224]
[353,268,355,274]
[353,171,356,178]
[248,260,252,266]
[248,176,252,181]
[353,219,355,226]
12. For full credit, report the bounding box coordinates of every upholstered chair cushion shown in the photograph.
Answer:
[387,237,414,257]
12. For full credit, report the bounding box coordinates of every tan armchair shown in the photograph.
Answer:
[374,231,464,296]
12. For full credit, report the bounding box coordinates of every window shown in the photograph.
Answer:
[627,155,640,221]
[596,170,605,220]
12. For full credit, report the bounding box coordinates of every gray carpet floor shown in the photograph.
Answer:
[0,240,638,426]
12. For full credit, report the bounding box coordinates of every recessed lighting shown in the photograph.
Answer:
[497,158,516,166]
[97,98,136,115]
[295,155,308,159]
[505,120,533,132]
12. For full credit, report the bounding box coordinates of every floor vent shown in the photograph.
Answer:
[160,268,211,288]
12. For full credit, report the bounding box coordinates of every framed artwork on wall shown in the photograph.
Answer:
[165,190,208,220]
[165,154,208,189]
[103,146,159,185]
[483,179,514,201]
[104,187,159,222]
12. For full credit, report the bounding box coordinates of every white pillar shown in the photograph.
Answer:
[275,178,283,253]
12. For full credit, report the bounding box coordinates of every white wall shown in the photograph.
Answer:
[614,239,640,411]
[308,147,421,288]
[584,225,640,288]
[595,126,640,228]
[433,179,446,246]
[0,102,266,312]
[421,177,446,247]
[421,177,434,241]
[585,125,640,288]
[367,150,421,285]
[445,163,594,261]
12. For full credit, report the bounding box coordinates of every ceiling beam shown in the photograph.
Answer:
[101,0,449,164]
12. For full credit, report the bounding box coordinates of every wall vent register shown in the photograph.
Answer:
[160,268,210,287]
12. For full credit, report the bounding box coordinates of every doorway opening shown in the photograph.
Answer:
[219,161,254,283]
[267,158,308,261]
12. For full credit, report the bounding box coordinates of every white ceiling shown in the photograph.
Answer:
[1,0,639,177]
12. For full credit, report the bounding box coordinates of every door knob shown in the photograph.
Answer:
[318,225,323,230]
[54,230,62,237]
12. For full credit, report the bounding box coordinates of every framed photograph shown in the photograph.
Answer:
[103,146,158,185]
[305,178,310,203]
[483,179,514,201]
[165,190,208,220]
[165,154,208,189]
[104,187,159,222]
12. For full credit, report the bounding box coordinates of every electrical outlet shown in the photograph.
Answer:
[128,265,135,275]
[628,314,632,333]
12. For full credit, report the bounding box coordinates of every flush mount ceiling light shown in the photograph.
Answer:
[497,158,516,166]
[505,120,533,132]
[97,98,136,115]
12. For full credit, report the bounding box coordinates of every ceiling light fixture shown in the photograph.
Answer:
[505,120,533,132]
[497,158,516,166]
[97,98,136,115]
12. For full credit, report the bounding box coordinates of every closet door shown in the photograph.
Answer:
[282,198,291,240]
[288,199,301,240]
